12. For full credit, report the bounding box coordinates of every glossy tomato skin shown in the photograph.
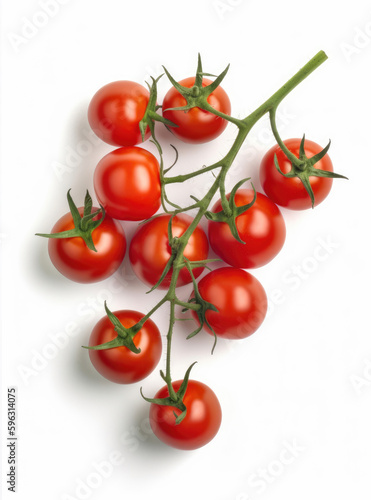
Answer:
[129,214,209,289]
[191,267,267,339]
[48,207,126,283]
[94,147,161,221]
[89,310,162,384]
[208,190,286,269]
[260,139,334,210]
[162,77,231,144]
[149,380,222,450]
[88,81,151,147]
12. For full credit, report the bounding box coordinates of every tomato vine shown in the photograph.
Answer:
[92,50,345,422]
[39,50,346,446]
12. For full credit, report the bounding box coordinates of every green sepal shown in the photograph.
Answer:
[186,295,219,354]
[205,178,257,244]
[146,215,183,294]
[148,110,177,128]
[173,362,197,424]
[67,188,83,227]
[83,190,93,217]
[273,154,297,178]
[36,189,105,252]
[82,302,141,354]
[274,135,348,208]
[182,258,219,354]
[163,145,179,174]
[167,215,175,245]
[138,119,148,143]
[139,75,177,144]
[140,362,197,425]
[162,53,230,113]
[146,255,175,294]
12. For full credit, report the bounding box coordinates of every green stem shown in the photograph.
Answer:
[165,300,177,401]
[218,127,252,216]
[201,101,245,128]
[269,108,302,166]
[135,296,168,330]
[174,298,201,311]
[164,162,222,185]
[243,50,328,126]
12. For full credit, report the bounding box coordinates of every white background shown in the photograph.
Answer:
[1,0,371,499]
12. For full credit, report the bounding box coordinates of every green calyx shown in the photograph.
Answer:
[139,75,178,144]
[83,302,141,354]
[185,294,218,351]
[145,216,178,293]
[140,362,197,425]
[36,189,105,252]
[205,178,257,244]
[181,258,219,354]
[162,53,230,113]
[145,217,219,294]
[274,135,348,208]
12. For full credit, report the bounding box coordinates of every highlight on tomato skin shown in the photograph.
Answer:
[259,138,335,210]
[88,310,162,384]
[190,267,268,339]
[88,81,151,147]
[162,77,231,144]
[48,207,127,284]
[129,213,209,289]
[93,146,161,221]
[208,189,286,269]
[149,380,222,450]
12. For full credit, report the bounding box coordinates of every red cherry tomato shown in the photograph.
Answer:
[191,267,267,339]
[88,310,162,384]
[208,189,286,269]
[48,208,126,283]
[88,81,151,147]
[260,139,334,210]
[149,380,222,450]
[94,147,161,221]
[162,77,231,144]
[129,213,209,289]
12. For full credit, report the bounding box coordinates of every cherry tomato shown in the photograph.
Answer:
[191,267,267,339]
[129,214,209,289]
[260,139,334,210]
[162,77,231,144]
[94,147,161,221]
[208,189,286,269]
[149,380,222,450]
[48,208,126,283]
[88,310,162,384]
[88,81,151,147]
